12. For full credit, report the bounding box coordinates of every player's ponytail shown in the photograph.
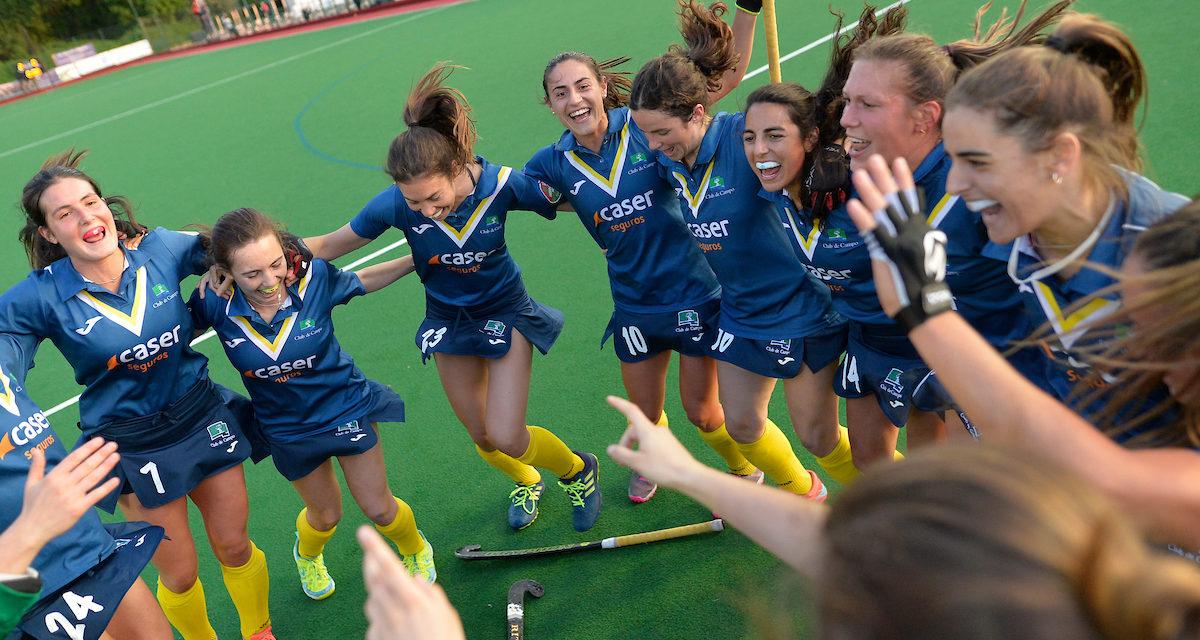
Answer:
[19,148,145,269]
[630,0,737,120]
[387,63,477,184]
[541,52,632,111]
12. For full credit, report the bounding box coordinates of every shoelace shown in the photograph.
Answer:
[559,478,589,507]
[298,555,328,583]
[509,484,541,513]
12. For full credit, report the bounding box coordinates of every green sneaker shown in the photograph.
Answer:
[401,530,437,584]
[293,532,335,600]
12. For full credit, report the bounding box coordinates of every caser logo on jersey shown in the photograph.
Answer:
[429,251,489,266]
[106,325,182,372]
[593,190,654,226]
[0,410,52,460]
[244,355,318,380]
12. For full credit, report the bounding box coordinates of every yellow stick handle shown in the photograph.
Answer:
[763,0,782,83]
[610,519,724,548]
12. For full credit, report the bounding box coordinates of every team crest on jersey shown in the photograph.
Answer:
[483,320,506,337]
[827,228,848,240]
[335,420,363,437]
[766,339,792,355]
[539,181,562,204]
[881,368,905,398]
[708,176,725,188]
[676,310,701,332]
[299,319,316,330]
[485,215,499,226]
[152,283,169,296]
[630,152,647,164]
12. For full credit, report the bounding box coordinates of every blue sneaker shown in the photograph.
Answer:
[558,451,601,532]
[508,480,544,530]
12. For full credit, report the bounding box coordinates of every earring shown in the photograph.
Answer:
[1050,171,1063,184]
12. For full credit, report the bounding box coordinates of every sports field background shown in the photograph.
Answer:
[1,1,1196,637]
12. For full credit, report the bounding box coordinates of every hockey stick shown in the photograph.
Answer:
[506,579,543,640]
[456,519,724,561]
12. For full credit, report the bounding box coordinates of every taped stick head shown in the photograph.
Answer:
[508,579,545,601]
[455,545,482,558]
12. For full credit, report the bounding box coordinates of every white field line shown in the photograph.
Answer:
[44,237,409,417]
[0,3,459,160]
[742,0,909,80]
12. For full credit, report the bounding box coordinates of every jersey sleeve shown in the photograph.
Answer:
[186,288,215,333]
[522,146,561,190]
[507,169,560,220]
[0,278,48,366]
[319,260,366,307]
[154,228,210,276]
[349,186,402,240]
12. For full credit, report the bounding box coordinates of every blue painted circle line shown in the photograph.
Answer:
[293,58,390,172]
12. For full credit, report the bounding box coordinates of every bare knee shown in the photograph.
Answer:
[360,498,399,526]
[488,426,529,458]
[155,548,199,594]
[682,399,721,431]
[723,414,766,444]
[209,529,252,567]
[305,505,342,532]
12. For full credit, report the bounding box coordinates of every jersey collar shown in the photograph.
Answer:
[911,141,948,186]
[1007,196,1120,295]
[50,245,149,302]
[441,156,499,227]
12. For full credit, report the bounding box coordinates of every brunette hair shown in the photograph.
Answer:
[821,443,1200,639]
[541,52,633,111]
[947,12,1148,205]
[386,63,477,184]
[206,207,287,270]
[19,149,146,269]
[629,0,738,119]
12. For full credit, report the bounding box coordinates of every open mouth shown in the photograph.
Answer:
[82,226,106,244]
[568,107,591,124]
[965,198,1002,226]
[846,136,870,158]
[755,161,782,183]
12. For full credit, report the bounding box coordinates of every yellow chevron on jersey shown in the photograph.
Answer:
[0,365,18,416]
[229,267,314,361]
[435,166,512,248]
[564,121,630,197]
[672,162,716,218]
[926,193,958,228]
[1033,280,1117,348]
[784,208,822,261]
[76,266,148,337]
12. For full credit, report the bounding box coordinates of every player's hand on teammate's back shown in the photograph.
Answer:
[20,438,121,546]
[606,395,703,490]
[357,526,465,640]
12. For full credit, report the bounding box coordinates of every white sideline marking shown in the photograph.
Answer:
[742,0,909,81]
[0,4,457,160]
[44,237,409,417]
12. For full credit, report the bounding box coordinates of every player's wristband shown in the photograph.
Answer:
[894,282,954,332]
[736,0,763,15]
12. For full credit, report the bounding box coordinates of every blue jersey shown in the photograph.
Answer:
[765,190,888,324]
[0,337,115,597]
[0,229,212,431]
[350,157,558,311]
[190,259,375,441]
[917,143,1028,349]
[654,112,837,339]
[523,107,720,313]
[983,169,1187,411]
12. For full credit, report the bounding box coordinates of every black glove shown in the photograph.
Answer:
[281,232,312,279]
[861,186,955,331]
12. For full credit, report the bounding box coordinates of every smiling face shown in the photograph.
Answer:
[397,171,460,220]
[631,106,707,164]
[228,233,288,308]
[545,58,609,142]
[841,58,936,171]
[743,101,812,194]
[36,177,120,265]
[943,106,1061,244]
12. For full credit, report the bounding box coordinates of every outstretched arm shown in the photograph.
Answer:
[606,396,826,575]
[356,255,416,294]
[845,154,1200,547]
[305,223,372,262]
[709,2,759,106]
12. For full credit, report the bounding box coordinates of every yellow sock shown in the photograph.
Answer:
[735,419,813,495]
[893,448,906,461]
[517,425,584,479]
[475,444,542,485]
[374,496,423,555]
[814,426,860,485]
[697,423,756,475]
[296,508,337,558]
[654,411,669,427]
[220,542,271,639]
[157,578,216,640]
